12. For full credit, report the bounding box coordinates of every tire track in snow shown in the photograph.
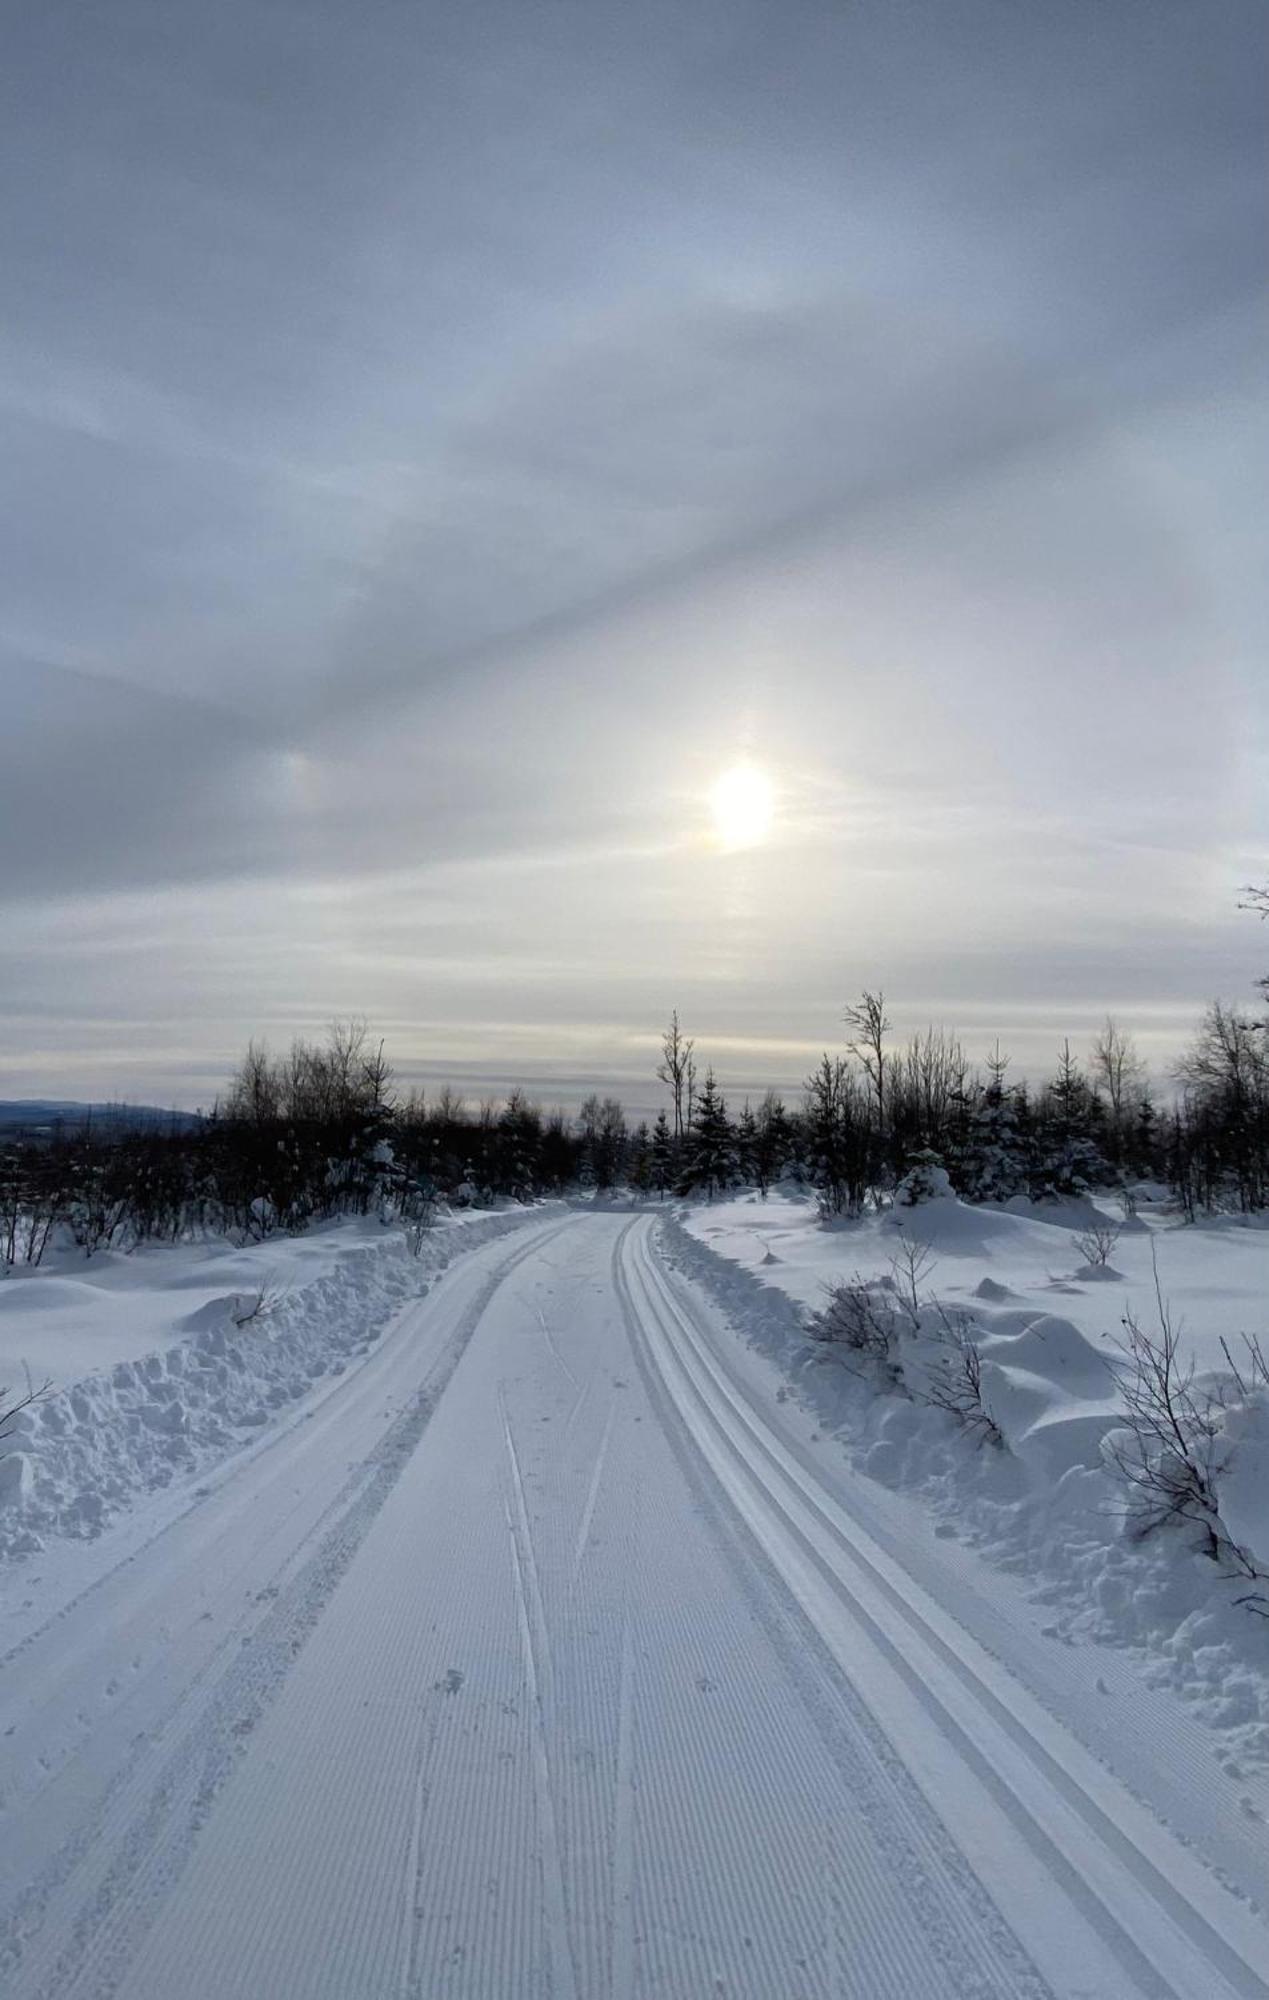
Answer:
[2,1219,576,2000]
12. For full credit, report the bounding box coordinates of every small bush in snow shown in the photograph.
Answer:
[1103,1277,1268,1606]
[809,1277,903,1385]
[0,1367,51,1448]
[887,1234,936,1328]
[1072,1219,1122,1268]
[230,1282,277,1327]
[894,1151,952,1206]
[919,1304,1003,1449]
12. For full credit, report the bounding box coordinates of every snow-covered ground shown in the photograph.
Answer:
[682,1185,1269,1376]
[675,1186,1269,1786]
[0,1211,517,1388]
[0,1207,547,1562]
[3,1210,1267,1998]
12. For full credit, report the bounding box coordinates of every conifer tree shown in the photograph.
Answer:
[964,1046,1028,1202]
[684,1069,735,1200]
[736,1102,759,1187]
[650,1109,675,1199]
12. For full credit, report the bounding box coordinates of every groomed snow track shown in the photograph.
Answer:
[1,1211,1265,1998]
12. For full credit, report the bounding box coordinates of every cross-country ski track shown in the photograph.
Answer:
[1,1211,1266,1998]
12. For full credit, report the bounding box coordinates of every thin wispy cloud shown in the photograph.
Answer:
[1,0,1265,1103]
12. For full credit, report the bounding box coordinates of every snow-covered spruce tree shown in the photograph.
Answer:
[894,1148,952,1205]
[649,1109,675,1199]
[626,1121,653,1195]
[1029,1041,1109,1198]
[803,1054,871,1217]
[962,1046,1028,1203]
[755,1089,795,1189]
[735,1102,759,1189]
[681,1069,736,1200]
[496,1090,542,1201]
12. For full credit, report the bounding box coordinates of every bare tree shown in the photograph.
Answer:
[845,990,890,1142]
[1073,1220,1122,1267]
[1091,1017,1143,1123]
[656,1010,695,1142]
[888,1234,935,1328]
[434,1083,465,1125]
[1240,879,1269,1006]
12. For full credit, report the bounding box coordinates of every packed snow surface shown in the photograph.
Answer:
[1,1210,1266,1997]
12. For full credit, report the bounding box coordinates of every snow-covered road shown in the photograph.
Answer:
[2,1213,1266,1998]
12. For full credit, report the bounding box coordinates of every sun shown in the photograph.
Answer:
[709,762,775,851]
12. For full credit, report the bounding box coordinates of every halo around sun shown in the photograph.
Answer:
[709,763,775,851]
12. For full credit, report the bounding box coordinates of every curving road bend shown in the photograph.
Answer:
[1,1212,1265,1998]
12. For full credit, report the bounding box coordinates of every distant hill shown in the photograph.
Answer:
[0,1101,203,1136]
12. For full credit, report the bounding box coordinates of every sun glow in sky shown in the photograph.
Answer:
[710,764,776,851]
[0,1,1264,1109]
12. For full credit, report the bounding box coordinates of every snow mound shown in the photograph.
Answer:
[0,1209,545,1559]
[0,1277,99,1316]
[892,1157,954,1205]
[1216,1393,1269,1575]
[977,1315,1120,1475]
[973,1277,1017,1302]
[672,1195,1269,1775]
[175,1294,249,1333]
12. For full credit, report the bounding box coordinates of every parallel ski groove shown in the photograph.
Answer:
[626,1219,1269,2000]
[502,1480,579,2000]
[3,1218,574,2000]
[12,1211,1258,2000]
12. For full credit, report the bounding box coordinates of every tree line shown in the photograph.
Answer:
[2,896,1266,1264]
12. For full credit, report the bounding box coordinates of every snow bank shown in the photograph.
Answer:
[1217,1393,1269,1575]
[669,1194,1269,1774]
[974,1314,1121,1477]
[0,1209,544,1561]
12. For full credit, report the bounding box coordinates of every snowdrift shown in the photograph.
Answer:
[0,1208,544,1560]
[670,1190,1269,1772]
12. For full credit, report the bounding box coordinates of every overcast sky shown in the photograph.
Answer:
[2,0,1266,1113]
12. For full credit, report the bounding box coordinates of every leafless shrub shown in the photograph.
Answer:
[1,1366,51,1446]
[1103,1262,1267,1606]
[809,1277,903,1387]
[406,1193,439,1257]
[1072,1220,1122,1267]
[1218,1331,1269,1398]
[230,1281,277,1327]
[889,1234,935,1327]
[921,1302,1003,1448]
